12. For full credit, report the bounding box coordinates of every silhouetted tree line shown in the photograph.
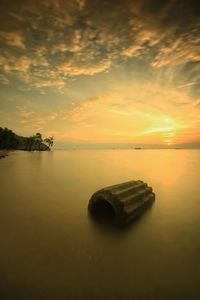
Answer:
[0,127,54,151]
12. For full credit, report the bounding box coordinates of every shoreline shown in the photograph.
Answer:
[0,150,9,159]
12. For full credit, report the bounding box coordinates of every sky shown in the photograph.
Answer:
[0,0,200,148]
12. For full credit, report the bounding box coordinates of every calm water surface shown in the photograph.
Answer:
[0,150,200,300]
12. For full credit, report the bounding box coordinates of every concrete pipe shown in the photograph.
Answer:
[88,180,155,226]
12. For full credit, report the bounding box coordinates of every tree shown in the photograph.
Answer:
[34,132,43,150]
[44,136,54,150]
[0,127,15,149]
[27,136,35,151]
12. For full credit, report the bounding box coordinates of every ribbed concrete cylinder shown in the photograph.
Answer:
[88,180,155,225]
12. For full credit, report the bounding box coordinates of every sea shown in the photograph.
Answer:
[0,149,200,300]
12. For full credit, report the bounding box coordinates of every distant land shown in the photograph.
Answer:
[0,127,50,151]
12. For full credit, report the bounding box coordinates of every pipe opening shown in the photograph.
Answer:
[89,198,116,221]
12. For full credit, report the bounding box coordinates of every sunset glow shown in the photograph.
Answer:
[0,0,199,148]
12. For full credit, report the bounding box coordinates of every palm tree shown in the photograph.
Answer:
[44,136,54,150]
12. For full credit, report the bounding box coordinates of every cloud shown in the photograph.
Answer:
[59,60,111,76]
[0,0,199,94]
[0,30,25,49]
[0,1,116,90]
[33,79,65,90]
[152,35,200,68]
[17,105,58,132]
[70,81,200,143]
[122,44,144,58]
[76,0,85,10]
[11,71,200,145]
[121,0,200,68]
[67,97,101,122]
[0,74,9,85]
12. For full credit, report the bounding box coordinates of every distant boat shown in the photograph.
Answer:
[134,147,142,150]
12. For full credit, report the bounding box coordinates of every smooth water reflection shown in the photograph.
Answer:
[0,150,200,300]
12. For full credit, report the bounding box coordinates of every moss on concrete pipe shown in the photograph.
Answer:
[88,180,155,225]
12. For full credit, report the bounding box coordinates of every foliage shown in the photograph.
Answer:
[0,127,53,151]
[44,136,54,149]
[0,127,19,149]
[33,132,43,150]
